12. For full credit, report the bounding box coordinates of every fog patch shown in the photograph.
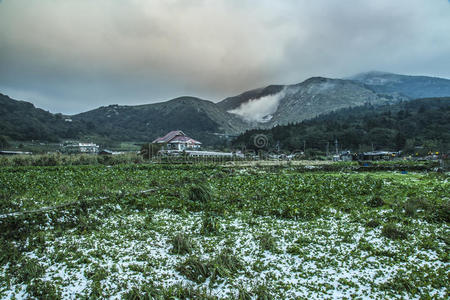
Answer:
[228,89,286,123]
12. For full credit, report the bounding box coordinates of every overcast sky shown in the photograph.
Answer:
[1,0,449,114]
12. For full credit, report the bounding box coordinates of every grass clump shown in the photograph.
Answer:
[257,232,278,252]
[381,223,408,240]
[188,183,213,203]
[176,256,211,284]
[27,279,61,300]
[170,233,194,255]
[366,219,381,228]
[367,196,384,208]
[11,257,45,283]
[123,283,216,300]
[177,249,242,284]
[201,212,221,235]
[403,198,428,218]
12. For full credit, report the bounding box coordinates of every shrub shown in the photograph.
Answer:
[27,279,61,300]
[367,196,384,208]
[201,212,220,235]
[176,256,211,284]
[258,233,277,252]
[170,233,193,255]
[11,257,45,283]
[404,198,429,218]
[381,223,407,240]
[177,249,242,284]
[188,184,212,203]
[366,219,381,228]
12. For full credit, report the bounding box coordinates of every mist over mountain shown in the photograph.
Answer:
[223,77,398,128]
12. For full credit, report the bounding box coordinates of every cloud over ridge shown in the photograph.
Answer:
[0,0,449,113]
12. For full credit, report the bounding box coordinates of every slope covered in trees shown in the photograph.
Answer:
[232,98,450,155]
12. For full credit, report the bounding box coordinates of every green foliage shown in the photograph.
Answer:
[200,212,221,235]
[0,153,144,167]
[257,232,278,252]
[26,279,61,300]
[382,223,408,240]
[123,283,216,300]
[177,249,242,284]
[170,233,194,255]
[0,164,448,298]
[367,196,385,208]
[11,257,45,283]
[188,183,212,203]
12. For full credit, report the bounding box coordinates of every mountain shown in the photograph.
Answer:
[269,77,395,126]
[72,96,248,145]
[221,77,396,127]
[351,71,450,99]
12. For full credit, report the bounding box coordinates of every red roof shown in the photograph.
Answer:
[152,130,201,144]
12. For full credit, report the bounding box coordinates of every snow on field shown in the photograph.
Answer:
[4,209,448,299]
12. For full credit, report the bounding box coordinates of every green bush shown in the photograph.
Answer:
[201,212,221,235]
[382,223,408,240]
[257,232,278,252]
[367,196,384,208]
[177,249,242,284]
[27,279,61,300]
[188,184,212,203]
[170,233,194,255]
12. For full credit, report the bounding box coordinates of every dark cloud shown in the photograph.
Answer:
[0,0,449,114]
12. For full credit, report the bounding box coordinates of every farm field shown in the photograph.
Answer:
[0,164,448,299]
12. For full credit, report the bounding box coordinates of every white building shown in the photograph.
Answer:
[62,142,99,154]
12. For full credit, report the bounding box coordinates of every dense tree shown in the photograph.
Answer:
[0,135,9,149]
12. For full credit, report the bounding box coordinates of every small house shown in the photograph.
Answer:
[152,130,201,151]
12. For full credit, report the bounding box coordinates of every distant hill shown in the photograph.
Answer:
[351,71,450,99]
[232,98,450,154]
[72,96,248,145]
[0,93,85,142]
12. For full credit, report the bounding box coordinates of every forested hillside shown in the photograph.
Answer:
[232,98,450,155]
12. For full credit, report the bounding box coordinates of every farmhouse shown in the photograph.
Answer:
[152,130,201,151]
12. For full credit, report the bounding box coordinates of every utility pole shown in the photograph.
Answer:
[326,142,329,157]
[371,142,374,152]
[303,140,306,154]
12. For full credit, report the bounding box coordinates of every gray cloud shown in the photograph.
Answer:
[0,0,449,114]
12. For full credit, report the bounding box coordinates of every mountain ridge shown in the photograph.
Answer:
[1,71,450,145]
